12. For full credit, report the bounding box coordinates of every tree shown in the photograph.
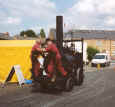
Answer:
[25,29,36,37]
[87,46,100,61]
[20,29,37,37]
[40,29,46,38]
[20,31,25,37]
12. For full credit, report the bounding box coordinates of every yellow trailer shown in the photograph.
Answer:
[0,40,35,83]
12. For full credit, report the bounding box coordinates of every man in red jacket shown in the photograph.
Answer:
[31,38,42,81]
[45,39,67,78]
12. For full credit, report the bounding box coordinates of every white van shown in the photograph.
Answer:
[91,53,111,67]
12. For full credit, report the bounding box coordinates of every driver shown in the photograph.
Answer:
[45,38,67,78]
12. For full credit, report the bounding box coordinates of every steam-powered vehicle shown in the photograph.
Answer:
[36,39,84,92]
[33,16,84,92]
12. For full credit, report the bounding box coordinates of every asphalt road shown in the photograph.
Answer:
[0,65,115,107]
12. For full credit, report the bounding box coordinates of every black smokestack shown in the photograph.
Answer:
[56,16,63,49]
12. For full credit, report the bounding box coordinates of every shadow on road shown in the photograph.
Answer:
[31,85,63,95]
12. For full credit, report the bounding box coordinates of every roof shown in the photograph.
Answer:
[0,33,12,40]
[64,30,115,40]
[49,29,115,40]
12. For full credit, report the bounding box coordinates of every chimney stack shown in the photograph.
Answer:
[56,16,63,49]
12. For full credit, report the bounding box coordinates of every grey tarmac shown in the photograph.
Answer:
[0,65,115,107]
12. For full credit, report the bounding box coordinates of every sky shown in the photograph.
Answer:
[0,0,115,36]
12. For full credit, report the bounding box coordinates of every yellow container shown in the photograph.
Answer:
[0,40,35,83]
[97,64,101,71]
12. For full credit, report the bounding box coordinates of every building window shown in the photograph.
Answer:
[96,40,102,47]
[112,51,115,55]
[112,42,115,46]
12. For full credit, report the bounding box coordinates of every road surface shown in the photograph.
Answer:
[0,65,115,107]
